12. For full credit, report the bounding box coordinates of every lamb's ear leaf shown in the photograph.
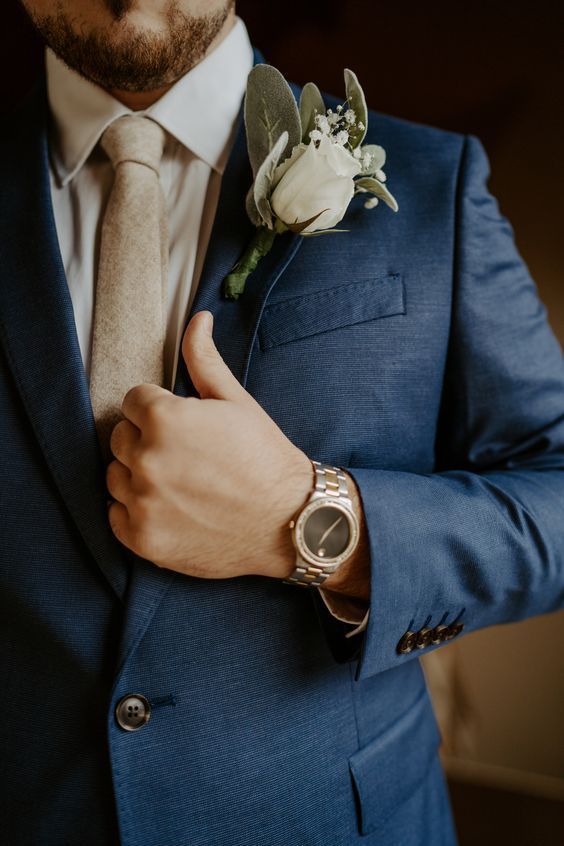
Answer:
[355,176,399,212]
[245,183,262,227]
[344,68,368,148]
[253,130,289,228]
[359,144,386,175]
[245,65,301,178]
[302,228,349,237]
[299,82,326,143]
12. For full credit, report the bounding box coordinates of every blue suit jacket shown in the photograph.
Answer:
[2,49,564,846]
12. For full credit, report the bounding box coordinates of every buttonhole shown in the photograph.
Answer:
[150,694,179,709]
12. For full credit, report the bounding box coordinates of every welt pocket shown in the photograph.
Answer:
[348,690,441,836]
[257,273,405,351]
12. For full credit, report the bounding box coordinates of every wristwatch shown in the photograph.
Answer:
[284,460,360,588]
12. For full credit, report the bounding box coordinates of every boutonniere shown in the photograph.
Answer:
[222,64,399,300]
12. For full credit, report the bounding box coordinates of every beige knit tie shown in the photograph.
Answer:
[89,114,168,464]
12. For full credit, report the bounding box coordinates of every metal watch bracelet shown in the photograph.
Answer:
[284,460,358,588]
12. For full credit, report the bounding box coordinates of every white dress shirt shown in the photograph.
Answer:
[47,16,254,392]
[45,15,368,636]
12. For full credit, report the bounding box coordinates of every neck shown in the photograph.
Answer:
[106,9,237,111]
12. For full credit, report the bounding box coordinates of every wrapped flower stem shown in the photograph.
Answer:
[222,225,281,300]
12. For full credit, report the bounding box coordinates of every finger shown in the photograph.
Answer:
[121,382,172,430]
[181,310,247,402]
[106,459,133,506]
[107,500,132,548]
[110,418,141,467]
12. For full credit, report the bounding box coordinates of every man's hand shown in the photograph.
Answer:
[106,310,314,580]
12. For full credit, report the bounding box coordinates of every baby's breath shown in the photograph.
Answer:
[308,101,365,156]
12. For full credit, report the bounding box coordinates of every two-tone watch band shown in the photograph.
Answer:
[284,460,356,588]
[311,460,350,500]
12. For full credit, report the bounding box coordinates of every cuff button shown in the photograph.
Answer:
[431,624,449,644]
[444,622,464,641]
[415,627,433,649]
[397,630,418,655]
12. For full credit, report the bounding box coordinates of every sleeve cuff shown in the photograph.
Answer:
[317,587,370,638]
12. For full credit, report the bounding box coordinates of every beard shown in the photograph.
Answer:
[23,0,235,92]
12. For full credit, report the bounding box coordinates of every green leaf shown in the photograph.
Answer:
[245,65,302,178]
[344,68,368,148]
[355,176,399,212]
[299,82,326,143]
[286,208,329,234]
[245,183,262,227]
[359,144,386,175]
[253,131,289,228]
[302,228,349,237]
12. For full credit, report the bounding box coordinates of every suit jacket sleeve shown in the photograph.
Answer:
[310,132,564,681]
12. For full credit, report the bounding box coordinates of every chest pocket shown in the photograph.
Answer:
[257,272,405,351]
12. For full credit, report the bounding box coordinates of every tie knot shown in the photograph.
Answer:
[100,115,166,173]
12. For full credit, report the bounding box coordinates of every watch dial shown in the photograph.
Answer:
[303,505,350,559]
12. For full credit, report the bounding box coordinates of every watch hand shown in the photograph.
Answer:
[318,515,344,547]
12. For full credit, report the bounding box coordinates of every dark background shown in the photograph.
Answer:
[3,1,564,843]
[237,0,564,345]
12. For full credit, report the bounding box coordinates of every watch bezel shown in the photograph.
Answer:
[292,497,359,570]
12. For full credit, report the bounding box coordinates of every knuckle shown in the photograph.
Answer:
[122,384,142,408]
[110,418,131,451]
[130,493,152,525]
[143,396,170,429]
[132,448,157,481]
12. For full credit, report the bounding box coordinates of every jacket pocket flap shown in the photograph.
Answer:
[258,273,405,351]
[348,691,441,836]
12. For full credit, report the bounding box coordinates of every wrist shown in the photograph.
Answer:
[257,450,313,580]
[280,461,367,591]
[318,469,370,598]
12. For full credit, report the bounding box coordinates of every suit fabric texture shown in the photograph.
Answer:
[1,47,564,846]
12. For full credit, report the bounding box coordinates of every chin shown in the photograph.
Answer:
[110,8,169,33]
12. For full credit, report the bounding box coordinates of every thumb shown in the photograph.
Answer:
[182,310,246,401]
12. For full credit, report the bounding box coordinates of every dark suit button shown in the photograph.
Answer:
[415,627,433,649]
[115,694,151,731]
[397,631,418,654]
[431,624,448,644]
[444,622,464,641]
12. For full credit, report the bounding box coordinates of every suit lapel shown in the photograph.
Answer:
[0,56,305,659]
[172,72,304,399]
[0,76,130,602]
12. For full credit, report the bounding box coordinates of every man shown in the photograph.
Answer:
[1,1,563,844]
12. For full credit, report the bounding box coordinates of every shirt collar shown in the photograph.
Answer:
[46,15,254,187]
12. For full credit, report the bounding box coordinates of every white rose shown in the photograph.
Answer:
[270,134,362,233]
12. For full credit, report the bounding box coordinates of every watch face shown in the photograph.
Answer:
[302,504,351,560]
